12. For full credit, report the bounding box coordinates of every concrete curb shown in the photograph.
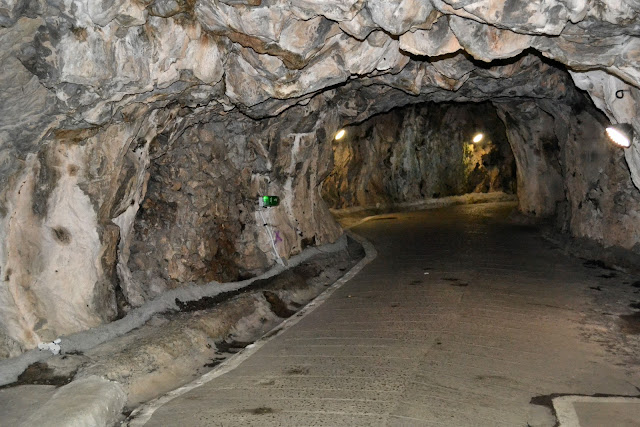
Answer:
[125,230,377,426]
[553,395,640,427]
[18,376,126,427]
[0,235,349,386]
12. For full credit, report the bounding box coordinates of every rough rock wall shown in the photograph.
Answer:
[2,0,640,356]
[322,102,516,209]
[556,100,640,251]
[495,102,565,217]
[570,71,640,192]
[495,97,640,251]
[124,99,342,307]
[0,104,194,357]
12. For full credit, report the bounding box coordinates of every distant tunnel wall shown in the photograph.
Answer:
[322,102,517,209]
[495,99,640,251]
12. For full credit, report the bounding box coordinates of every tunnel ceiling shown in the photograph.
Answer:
[3,1,639,129]
[2,0,640,356]
[3,0,639,193]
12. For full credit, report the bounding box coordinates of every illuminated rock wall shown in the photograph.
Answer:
[1,0,640,356]
[322,102,516,209]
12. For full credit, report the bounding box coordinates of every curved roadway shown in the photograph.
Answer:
[138,202,640,426]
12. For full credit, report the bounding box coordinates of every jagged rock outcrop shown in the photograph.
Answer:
[495,102,565,218]
[1,0,639,357]
[322,102,516,209]
[495,98,640,251]
[124,100,342,307]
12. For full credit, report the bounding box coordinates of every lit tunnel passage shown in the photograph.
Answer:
[1,1,640,426]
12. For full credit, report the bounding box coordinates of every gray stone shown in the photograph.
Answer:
[367,0,434,35]
[1,0,640,359]
[19,376,126,427]
[322,102,516,209]
[399,15,461,57]
[0,385,57,426]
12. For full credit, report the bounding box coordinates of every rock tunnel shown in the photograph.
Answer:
[1,0,640,424]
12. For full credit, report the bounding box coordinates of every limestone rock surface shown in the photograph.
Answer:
[125,100,342,305]
[1,0,640,357]
[322,102,516,209]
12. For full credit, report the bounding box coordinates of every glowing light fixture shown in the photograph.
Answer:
[606,124,634,148]
[334,129,346,140]
[472,133,484,143]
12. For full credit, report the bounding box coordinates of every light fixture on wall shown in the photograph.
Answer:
[472,133,484,143]
[605,124,634,148]
[335,129,346,140]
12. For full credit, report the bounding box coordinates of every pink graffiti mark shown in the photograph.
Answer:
[274,231,283,243]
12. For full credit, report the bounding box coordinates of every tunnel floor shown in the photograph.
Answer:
[137,202,640,426]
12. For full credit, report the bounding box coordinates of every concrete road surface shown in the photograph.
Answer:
[135,202,640,426]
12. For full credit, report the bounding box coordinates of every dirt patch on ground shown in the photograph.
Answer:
[583,259,616,271]
[0,362,75,389]
[174,264,322,312]
[263,291,296,318]
[285,366,310,375]
[1,236,366,423]
[246,406,277,415]
[619,312,640,335]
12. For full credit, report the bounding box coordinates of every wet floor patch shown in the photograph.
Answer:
[285,366,309,375]
[173,262,325,313]
[450,282,469,287]
[583,259,615,270]
[619,312,640,334]
[246,407,276,415]
[598,273,617,279]
[0,362,76,389]
[442,277,459,281]
[408,280,423,286]
[370,216,397,221]
[590,286,603,291]
[215,340,252,354]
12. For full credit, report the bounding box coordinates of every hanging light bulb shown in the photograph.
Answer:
[472,133,484,143]
[606,124,634,148]
[334,129,346,140]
